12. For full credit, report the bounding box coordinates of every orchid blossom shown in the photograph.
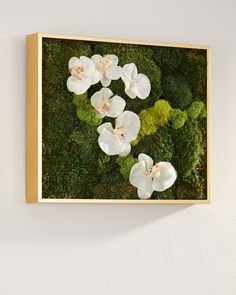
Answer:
[91,88,126,118]
[67,56,100,95]
[97,111,140,157]
[121,63,151,99]
[129,153,177,199]
[91,54,122,87]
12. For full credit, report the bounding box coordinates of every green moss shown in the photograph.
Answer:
[133,99,171,145]
[172,120,205,178]
[152,47,186,72]
[138,109,158,137]
[170,109,187,129]
[162,74,193,110]
[198,106,207,120]
[42,38,101,198]
[179,49,207,99]
[152,186,175,200]
[134,126,174,163]
[93,173,137,199]
[92,42,153,63]
[72,93,102,126]
[116,155,138,180]
[153,99,172,126]
[176,174,205,200]
[187,101,206,120]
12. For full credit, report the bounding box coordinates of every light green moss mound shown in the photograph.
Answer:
[170,109,187,129]
[187,101,206,120]
[133,99,171,145]
[72,93,102,126]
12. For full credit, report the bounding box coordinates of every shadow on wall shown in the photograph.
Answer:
[7,203,191,243]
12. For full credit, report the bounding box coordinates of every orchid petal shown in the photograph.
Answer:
[121,63,138,84]
[90,69,100,85]
[124,83,137,99]
[97,122,113,134]
[152,162,177,192]
[100,78,112,87]
[106,95,126,118]
[67,76,91,95]
[91,54,102,67]
[106,65,122,80]
[118,143,131,157]
[115,111,140,142]
[96,112,105,119]
[68,57,80,69]
[138,153,153,171]
[135,73,151,99]
[79,56,96,76]
[91,91,104,111]
[100,87,113,99]
[129,161,152,191]
[98,129,125,155]
[137,188,153,200]
[107,54,119,66]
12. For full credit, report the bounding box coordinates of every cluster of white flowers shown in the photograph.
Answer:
[67,53,176,199]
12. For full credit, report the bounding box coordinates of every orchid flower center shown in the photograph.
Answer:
[100,55,112,71]
[100,99,111,112]
[149,163,160,178]
[114,126,124,137]
[70,66,84,80]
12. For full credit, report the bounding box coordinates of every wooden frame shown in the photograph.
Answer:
[26,33,211,204]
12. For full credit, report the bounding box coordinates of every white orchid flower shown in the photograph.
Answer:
[129,153,177,199]
[97,111,140,157]
[67,56,100,95]
[91,88,126,118]
[91,54,122,87]
[121,63,151,99]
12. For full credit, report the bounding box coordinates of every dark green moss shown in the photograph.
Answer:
[42,38,100,198]
[116,155,138,180]
[172,120,205,177]
[134,126,174,163]
[162,74,193,110]
[179,49,207,100]
[152,47,186,72]
[152,186,176,200]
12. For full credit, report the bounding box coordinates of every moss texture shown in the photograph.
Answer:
[42,38,207,200]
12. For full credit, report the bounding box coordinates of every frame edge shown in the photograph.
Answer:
[26,33,40,203]
[26,33,211,204]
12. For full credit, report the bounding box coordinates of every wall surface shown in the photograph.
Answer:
[0,0,235,294]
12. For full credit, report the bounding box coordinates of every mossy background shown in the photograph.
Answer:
[42,38,208,200]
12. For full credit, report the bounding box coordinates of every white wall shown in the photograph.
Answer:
[0,0,235,294]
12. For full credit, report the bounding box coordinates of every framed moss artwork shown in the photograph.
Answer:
[26,33,210,203]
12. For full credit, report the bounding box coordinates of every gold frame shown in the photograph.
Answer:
[26,33,211,204]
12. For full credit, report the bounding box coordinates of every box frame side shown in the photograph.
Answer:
[26,34,40,203]
[27,33,211,204]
